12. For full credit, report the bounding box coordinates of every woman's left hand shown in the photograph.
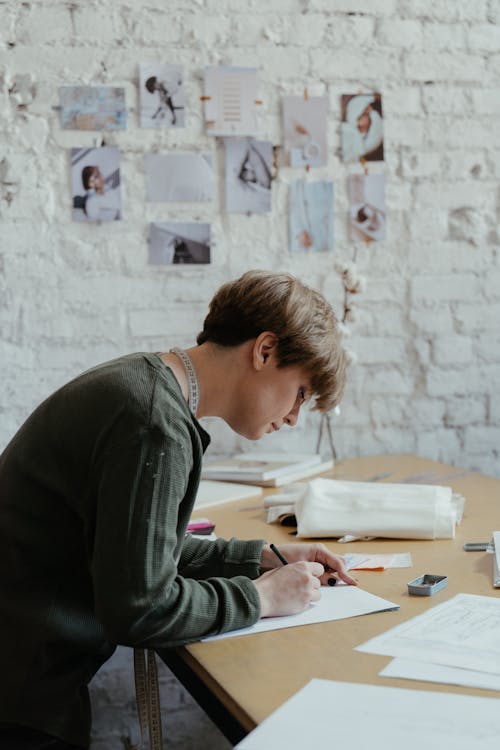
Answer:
[260,542,358,586]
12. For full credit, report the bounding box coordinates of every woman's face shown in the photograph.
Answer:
[357,107,372,134]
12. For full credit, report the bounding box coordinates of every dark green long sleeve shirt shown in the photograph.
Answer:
[0,353,264,747]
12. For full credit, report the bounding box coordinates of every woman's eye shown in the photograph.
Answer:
[298,388,305,404]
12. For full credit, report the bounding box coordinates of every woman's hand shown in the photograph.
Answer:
[260,542,358,587]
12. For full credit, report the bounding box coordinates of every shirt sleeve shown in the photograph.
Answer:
[179,535,266,579]
[89,426,261,648]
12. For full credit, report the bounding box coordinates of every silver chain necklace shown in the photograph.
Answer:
[170,347,200,417]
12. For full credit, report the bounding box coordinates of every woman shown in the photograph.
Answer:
[0,270,354,749]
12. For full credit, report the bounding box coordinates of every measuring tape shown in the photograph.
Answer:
[124,648,163,750]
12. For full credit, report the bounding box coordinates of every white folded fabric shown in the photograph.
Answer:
[267,478,465,541]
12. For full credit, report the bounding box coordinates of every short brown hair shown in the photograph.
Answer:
[81,166,96,191]
[197,270,346,412]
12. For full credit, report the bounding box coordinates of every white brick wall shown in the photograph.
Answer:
[0,5,500,474]
[1,2,499,740]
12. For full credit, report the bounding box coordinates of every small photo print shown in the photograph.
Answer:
[225,138,272,214]
[347,173,386,242]
[203,66,258,136]
[144,153,214,203]
[71,147,122,222]
[59,86,126,131]
[289,180,334,253]
[282,96,328,168]
[139,63,185,128]
[341,93,384,163]
[149,222,211,265]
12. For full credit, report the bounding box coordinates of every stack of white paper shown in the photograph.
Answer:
[356,593,500,690]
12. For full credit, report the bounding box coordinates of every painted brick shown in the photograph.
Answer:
[400,151,441,178]
[470,88,500,115]
[433,335,474,365]
[454,303,500,333]
[407,242,484,274]
[421,23,467,49]
[422,85,469,114]
[325,16,376,46]
[72,7,126,43]
[377,19,423,48]
[443,151,491,180]
[426,366,483,396]
[384,86,422,115]
[404,52,485,81]
[483,272,500,300]
[444,396,487,426]
[490,396,500,423]
[474,334,500,363]
[416,428,461,462]
[464,426,500,454]
[284,14,330,46]
[353,336,407,365]
[411,274,480,304]
[399,0,488,22]
[15,5,73,44]
[414,182,495,211]
[468,23,500,51]
[310,48,402,81]
[309,0,398,12]
[363,368,415,396]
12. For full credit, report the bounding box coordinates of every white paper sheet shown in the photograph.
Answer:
[203,585,398,642]
[356,593,500,674]
[235,678,500,749]
[345,552,412,569]
[380,657,500,691]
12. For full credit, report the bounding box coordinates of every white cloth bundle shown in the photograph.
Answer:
[266,478,465,541]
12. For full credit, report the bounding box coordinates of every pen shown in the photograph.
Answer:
[270,543,289,566]
[270,543,337,586]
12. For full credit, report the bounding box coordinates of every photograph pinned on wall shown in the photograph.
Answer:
[282,96,328,168]
[289,180,334,253]
[59,86,126,131]
[203,66,258,136]
[70,147,122,222]
[139,63,185,128]
[149,222,211,265]
[341,93,384,163]
[144,153,214,203]
[225,138,273,214]
[347,173,386,242]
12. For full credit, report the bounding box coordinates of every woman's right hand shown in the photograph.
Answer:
[253,561,324,617]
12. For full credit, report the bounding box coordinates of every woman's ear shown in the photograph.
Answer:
[253,332,278,370]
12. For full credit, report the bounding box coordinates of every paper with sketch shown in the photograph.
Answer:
[380,658,500,692]
[203,585,398,642]
[356,593,500,674]
[235,678,500,749]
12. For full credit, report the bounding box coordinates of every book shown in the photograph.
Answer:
[194,479,263,508]
[268,458,334,487]
[201,453,331,487]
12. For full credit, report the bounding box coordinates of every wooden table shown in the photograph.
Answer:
[161,454,500,744]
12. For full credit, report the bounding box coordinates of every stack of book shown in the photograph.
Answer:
[201,452,333,488]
